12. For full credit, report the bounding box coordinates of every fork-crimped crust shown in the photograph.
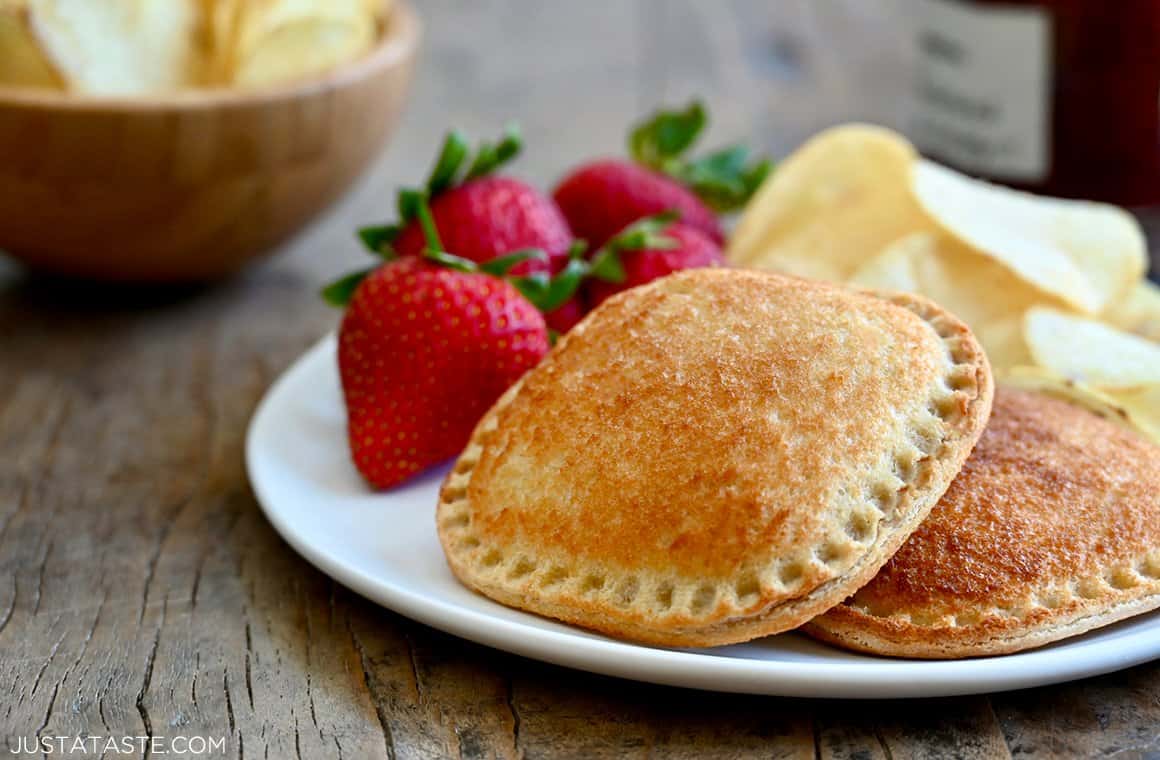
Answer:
[806,387,1160,658]
[437,268,993,647]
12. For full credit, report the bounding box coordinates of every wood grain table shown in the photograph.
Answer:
[2,2,1158,758]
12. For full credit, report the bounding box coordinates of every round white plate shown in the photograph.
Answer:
[246,335,1160,699]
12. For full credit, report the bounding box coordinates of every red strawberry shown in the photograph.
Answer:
[336,256,549,489]
[361,127,572,277]
[552,101,771,248]
[554,159,724,248]
[392,175,573,275]
[586,220,724,308]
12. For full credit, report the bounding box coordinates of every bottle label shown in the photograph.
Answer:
[909,0,1052,182]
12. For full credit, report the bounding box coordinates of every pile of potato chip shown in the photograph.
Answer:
[0,0,388,94]
[729,124,1160,443]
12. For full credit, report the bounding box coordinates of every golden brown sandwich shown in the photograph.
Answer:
[806,386,1160,658]
[438,269,993,647]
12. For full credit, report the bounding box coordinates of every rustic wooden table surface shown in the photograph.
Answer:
[2,2,1158,758]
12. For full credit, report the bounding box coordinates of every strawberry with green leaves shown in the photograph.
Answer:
[325,201,577,490]
[361,125,574,274]
[359,125,581,331]
[553,101,771,247]
[583,212,725,308]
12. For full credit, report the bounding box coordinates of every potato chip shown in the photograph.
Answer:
[850,232,1068,372]
[0,4,62,88]
[196,0,244,86]
[363,0,390,24]
[846,232,920,292]
[28,0,198,94]
[1107,385,1160,446]
[727,124,929,282]
[1103,278,1160,344]
[912,160,1147,315]
[1024,306,1160,388]
[233,20,374,87]
[1001,367,1158,444]
[231,0,375,88]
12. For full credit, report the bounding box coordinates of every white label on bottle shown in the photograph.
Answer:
[909,0,1051,181]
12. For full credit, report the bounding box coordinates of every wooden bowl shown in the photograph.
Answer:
[0,2,419,281]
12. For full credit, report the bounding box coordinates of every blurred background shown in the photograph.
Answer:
[1,0,1157,282]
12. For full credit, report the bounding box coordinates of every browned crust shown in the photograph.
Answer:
[806,387,1160,658]
[803,589,1160,658]
[437,270,993,647]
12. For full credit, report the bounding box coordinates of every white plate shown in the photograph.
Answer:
[246,335,1160,699]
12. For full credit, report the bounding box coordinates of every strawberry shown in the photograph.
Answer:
[362,126,573,275]
[553,101,771,247]
[585,215,725,308]
[359,125,588,334]
[554,159,724,248]
[392,175,573,274]
[325,201,555,490]
[337,258,549,489]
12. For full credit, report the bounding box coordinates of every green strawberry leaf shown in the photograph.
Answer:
[511,271,551,305]
[682,175,747,212]
[628,101,773,212]
[676,146,773,211]
[397,188,426,225]
[357,224,402,256]
[610,210,680,250]
[321,268,373,307]
[538,257,587,312]
[744,157,774,192]
[479,248,547,276]
[629,101,706,168]
[464,144,498,182]
[495,123,522,162]
[424,249,477,272]
[426,130,470,195]
[588,247,626,284]
[510,257,585,313]
[465,123,523,181]
[684,144,750,179]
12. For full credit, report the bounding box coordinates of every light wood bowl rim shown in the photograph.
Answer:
[0,0,420,111]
